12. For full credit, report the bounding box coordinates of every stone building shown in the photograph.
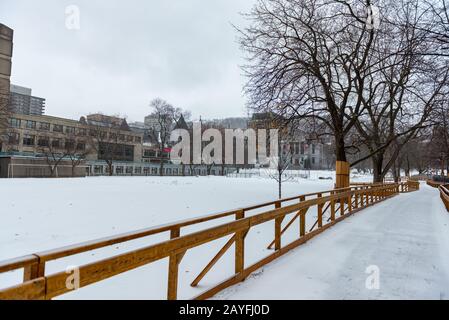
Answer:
[0,23,13,101]
[0,113,143,177]
[248,113,327,170]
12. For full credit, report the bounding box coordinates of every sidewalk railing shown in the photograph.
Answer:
[439,185,449,212]
[0,181,419,300]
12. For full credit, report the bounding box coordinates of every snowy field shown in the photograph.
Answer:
[1,172,447,299]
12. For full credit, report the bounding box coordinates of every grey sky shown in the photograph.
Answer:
[0,0,255,122]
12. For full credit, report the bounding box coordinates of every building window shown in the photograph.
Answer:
[124,147,133,158]
[37,137,50,147]
[9,118,21,128]
[77,128,86,136]
[65,126,76,134]
[94,166,103,174]
[26,120,36,129]
[144,149,156,158]
[23,134,35,146]
[126,167,133,174]
[109,133,118,140]
[53,124,63,133]
[312,157,316,165]
[312,144,316,155]
[76,142,86,151]
[135,167,142,174]
[8,132,20,145]
[126,135,133,142]
[39,122,50,131]
[118,134,125,141]
[52,139,61,148]
[65,139,75,149]
[135,136,142,143]
[116,166,124,175]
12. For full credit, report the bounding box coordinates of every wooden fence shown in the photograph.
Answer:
[0,181,419,300]
[439,185,449,212]
[427,180,444,188]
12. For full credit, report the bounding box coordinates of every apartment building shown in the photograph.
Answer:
[0,113,144,177]
[9,84,46,115]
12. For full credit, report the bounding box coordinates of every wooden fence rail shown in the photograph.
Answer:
[0,181,419,300]
[439,185,449,212]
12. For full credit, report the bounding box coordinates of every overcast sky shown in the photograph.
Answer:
[0,0,255,122]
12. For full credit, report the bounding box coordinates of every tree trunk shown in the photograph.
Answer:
[335,134,347,162]
[160,160,164,176]
[405,156,411,178]
[108,162,113,176]
[372,153,384,183]
[392,161,399,183]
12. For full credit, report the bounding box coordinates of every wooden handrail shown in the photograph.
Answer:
[0,181,417,300]
[4,186,365,266]
[439,184,449,212]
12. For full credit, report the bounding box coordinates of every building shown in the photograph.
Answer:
[0,113,144,177]
[249,113,327,170]
[8,84,46,115]
[0,23,13,100]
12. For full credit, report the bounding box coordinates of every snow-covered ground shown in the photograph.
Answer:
[1,173,447,299]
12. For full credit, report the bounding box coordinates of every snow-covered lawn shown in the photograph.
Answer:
[0,173,339,299]
[2,173,446,300]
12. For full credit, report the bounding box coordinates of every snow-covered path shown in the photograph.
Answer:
[216,184,449,300]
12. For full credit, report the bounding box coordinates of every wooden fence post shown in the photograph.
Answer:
[167,226,184,300]
[235,210,247,275]
[299,196,306,237]
[274,202,284,251]
[317,194,323,228]
[167,251,186,300]
[235,229,249,275]
[23,258,45,282]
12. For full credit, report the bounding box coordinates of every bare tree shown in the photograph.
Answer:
[148,98,185,176]
[38,139,68,177]
[64,133,94,177]
[238,0,377,165]
[349,0,449,182]
[264,119,296,199]
[239,0,449,184]
[88,122,130,176]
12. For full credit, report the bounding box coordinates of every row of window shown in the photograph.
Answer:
[8,133,86,150]
[9,118,142,143]
[91,166,223,176]
[143,150,170,158]
[287,142,318,155]
[9,118,81,135]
